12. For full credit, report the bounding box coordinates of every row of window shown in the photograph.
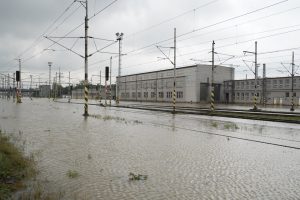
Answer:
[234,92,260,98]
[235,79,298,86]
[232,79,299,89]
[233,92,298,100]
[285,92,297,97]
[121,91,184,99]
[120,79,184,90]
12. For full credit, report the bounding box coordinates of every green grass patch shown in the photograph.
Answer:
[223,122,239,130]
[66,170,79,179]
[0,130,36,199]
[210,122,218,128]
[128,172,148,181]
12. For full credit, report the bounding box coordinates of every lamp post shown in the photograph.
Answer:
[116,32,123,105]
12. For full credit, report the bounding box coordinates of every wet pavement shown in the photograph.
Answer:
[0,98,300,199]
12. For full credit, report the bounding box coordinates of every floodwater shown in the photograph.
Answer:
[0,98,300,199]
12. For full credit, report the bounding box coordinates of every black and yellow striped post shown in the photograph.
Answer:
[84,82,89,116]
[210,89,215,112]
[291,96,294,111]
[210,40,215,112]
[16,88,22,103]
[253,93,257,110]
[172,88,176,114]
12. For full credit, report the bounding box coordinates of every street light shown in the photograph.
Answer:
[116,32,124,105]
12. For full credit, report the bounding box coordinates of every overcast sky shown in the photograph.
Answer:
[1,0,300,87]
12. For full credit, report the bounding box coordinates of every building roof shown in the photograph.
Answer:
[226,75,300,82]
[118,64,232,78]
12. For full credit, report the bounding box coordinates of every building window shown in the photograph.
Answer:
[176,91,183,98]
[245,93,249,100]
[166,92,172,98]
[138,92,141,98]
[159,92,164,98]
[286,92,289,97]
[273,80,277,88]
[132,92,136,98]
[144,92,148,98]
[151,92,156,98]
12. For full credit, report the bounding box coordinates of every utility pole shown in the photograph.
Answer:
[254,41,258,111]
[105,67,108,106]
[1,77,3,99]
[244,41,258,111]
[210,40,215,112]
[83,0,89,116]
[18,59,21,91]
[4,76,6,99]
[109,56,112,106]
[30,75,33,99]
[262,64,266,107]
[17,59,22,103]
[59,67,61,98]
[155,28,177,113]
[48,62,52,99]
[172,28,176,114]
[68,71,71,103]
[116,32,124,105]
[291,51,295,111]
[7,74,10,99]
[54,72,57,100]
[99,70,102,102]
[13,73,15,102]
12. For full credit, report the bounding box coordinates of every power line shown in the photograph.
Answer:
[124,0,219,39]
[113,4,300,61]
[17,0,77,59]
[89,0,119,20]
[123,0,288,56]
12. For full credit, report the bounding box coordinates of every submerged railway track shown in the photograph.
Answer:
[56,100,300,124]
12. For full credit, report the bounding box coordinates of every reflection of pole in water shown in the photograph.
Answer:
[171,114,176,132]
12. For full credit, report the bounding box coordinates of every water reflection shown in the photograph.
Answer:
[0,98,299,199]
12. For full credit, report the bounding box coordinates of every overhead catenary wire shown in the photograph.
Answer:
[122,0,289,56]
[17,0,77,59]
[21,0,120,66]
[124,0,219,39]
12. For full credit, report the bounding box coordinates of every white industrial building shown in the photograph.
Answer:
[224,76,300,105]
[117,64,235,103]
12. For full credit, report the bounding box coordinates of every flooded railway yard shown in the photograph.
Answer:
[1,98,300,199]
